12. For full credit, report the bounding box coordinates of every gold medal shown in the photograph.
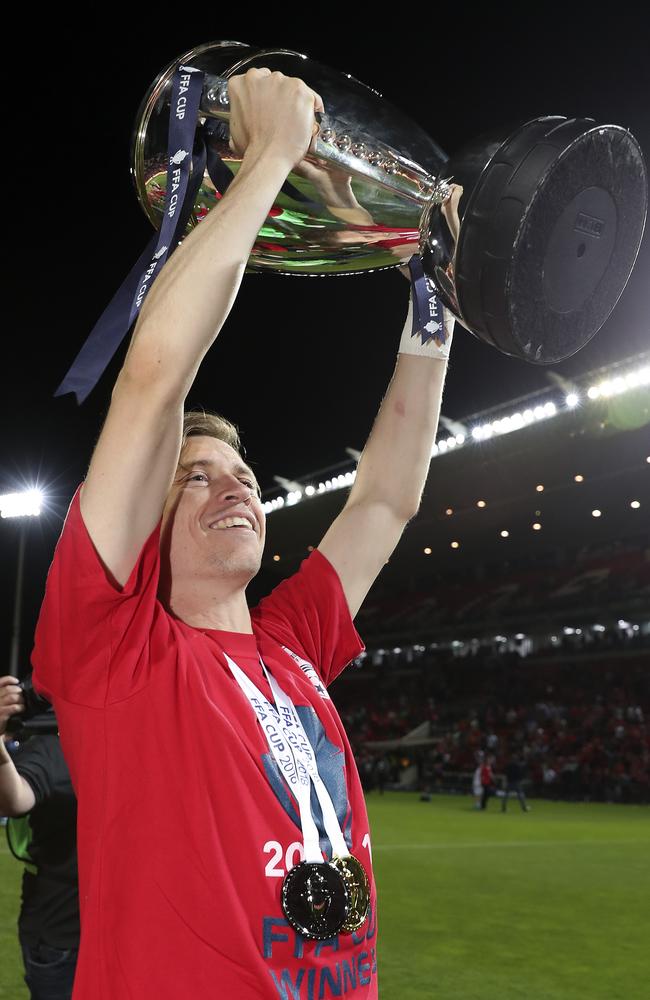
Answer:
[281,861,350,940]
[330,854,370,932]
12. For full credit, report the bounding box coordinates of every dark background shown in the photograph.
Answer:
[2,16,649,666]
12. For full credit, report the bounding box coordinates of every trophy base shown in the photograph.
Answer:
[452,118,647,363]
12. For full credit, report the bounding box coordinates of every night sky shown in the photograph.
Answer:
[2,18,649,665]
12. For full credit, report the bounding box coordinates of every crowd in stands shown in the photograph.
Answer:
[334,633,649,804]
[355,535,649,640]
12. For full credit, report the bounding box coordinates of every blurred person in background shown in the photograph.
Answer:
[0,675,79,999]
[501,754,530,813]
[472,751,484,809]
[480,754,498,811]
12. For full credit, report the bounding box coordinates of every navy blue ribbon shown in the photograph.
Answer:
[407,254,448,346]
[56,66,205,403]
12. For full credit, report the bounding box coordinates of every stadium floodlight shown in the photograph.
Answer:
[1,486,45,677]
[0,488,44,519]
[588,366,649,401]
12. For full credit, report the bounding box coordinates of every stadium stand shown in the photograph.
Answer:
[257,351,649,805]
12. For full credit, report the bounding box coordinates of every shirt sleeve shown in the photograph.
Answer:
[252,549,365,687]
[11,736,60,807]
[31,488,167,708]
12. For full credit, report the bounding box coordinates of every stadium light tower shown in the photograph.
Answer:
[0,488,44,677]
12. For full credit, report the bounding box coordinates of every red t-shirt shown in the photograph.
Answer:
[32,491,378,999]
[480,764,494,787]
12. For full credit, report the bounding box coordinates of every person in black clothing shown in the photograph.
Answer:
[0,675,79,999]
[501,755,530,813]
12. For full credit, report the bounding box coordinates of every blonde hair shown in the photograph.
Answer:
[181,409,242,455]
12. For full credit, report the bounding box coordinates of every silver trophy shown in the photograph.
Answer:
[132,41,647,364]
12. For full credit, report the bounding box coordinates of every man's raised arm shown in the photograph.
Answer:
[319,286,454,617]
[80,70,322,586]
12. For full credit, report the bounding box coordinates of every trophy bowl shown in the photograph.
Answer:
[132,41,647,365]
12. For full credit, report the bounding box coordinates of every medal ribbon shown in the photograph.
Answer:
[225,655,322,863]
[225,655,349,862]
[263,665,349,860]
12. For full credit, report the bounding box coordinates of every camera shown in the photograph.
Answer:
[5,675,58,737]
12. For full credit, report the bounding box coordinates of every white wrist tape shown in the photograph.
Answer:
[398,292,454,360]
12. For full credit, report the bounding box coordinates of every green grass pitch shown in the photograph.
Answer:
[1,793,648,998]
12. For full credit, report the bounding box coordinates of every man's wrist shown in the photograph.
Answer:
[397,293,454,361]
[239,143,296,180]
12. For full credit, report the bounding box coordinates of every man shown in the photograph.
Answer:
[480,754,498,811]
[32,69,453,998]
[501,755,531,813]
[472,751,484,810]
[0,676,79,998]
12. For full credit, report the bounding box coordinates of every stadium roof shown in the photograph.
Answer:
[250,350,650,602]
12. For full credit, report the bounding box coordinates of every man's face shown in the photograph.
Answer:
[161,436,266,588]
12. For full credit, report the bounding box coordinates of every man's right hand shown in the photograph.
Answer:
[228,68,324,171]
[0,676,25,737]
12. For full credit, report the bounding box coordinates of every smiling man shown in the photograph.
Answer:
[31,68,453,999]
[158,425,266,627]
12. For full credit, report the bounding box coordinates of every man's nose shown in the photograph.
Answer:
[219,478,253,504]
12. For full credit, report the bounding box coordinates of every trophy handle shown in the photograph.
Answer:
[200,73,436,207]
